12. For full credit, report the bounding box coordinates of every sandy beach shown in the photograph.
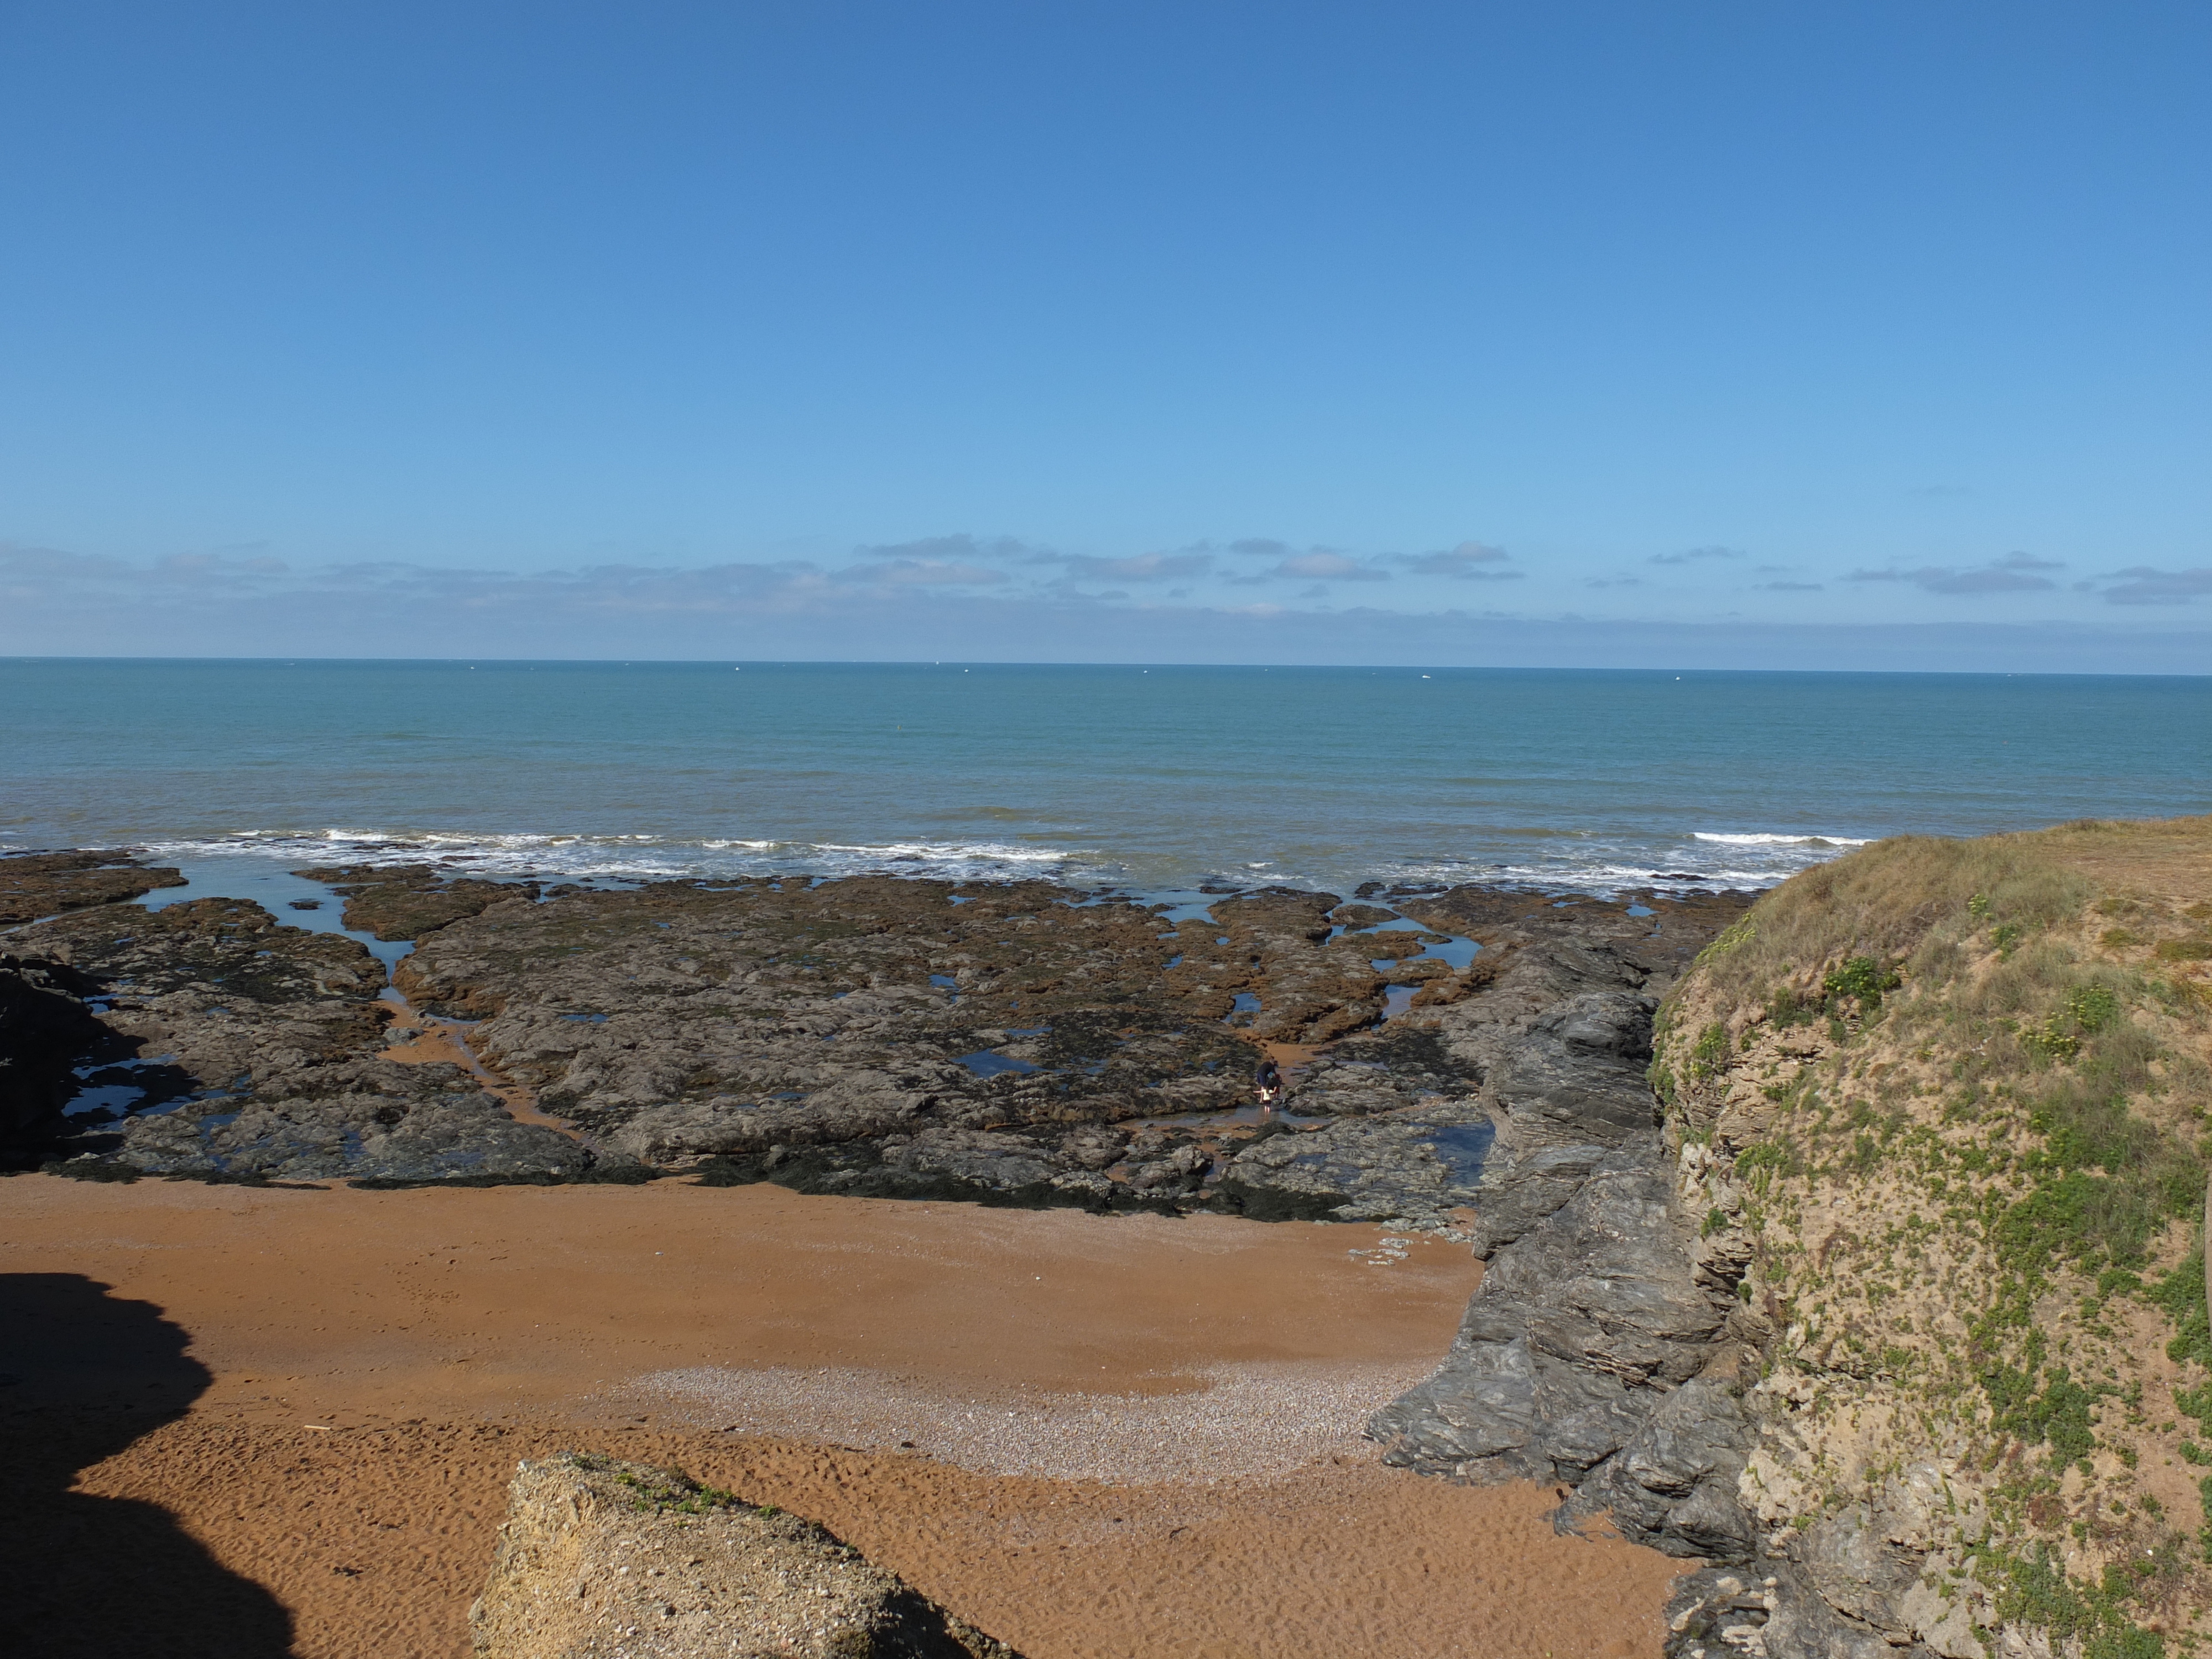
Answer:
[3,1174,1684,1657]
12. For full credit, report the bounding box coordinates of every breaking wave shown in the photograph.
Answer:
[127,829,1119,887]
[1692,832,1873,848]
[104,819,1874,899]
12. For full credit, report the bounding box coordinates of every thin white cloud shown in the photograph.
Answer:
[0,542,135,586]
[1843,552,2063,594]
[2095,566,2212,606]
[1045,551,1213,583]
[1274,551,1389,582]
[9,535,2203,674]
[1649,545,1745,566]
[856,533,1044,565]
[1225,547,1391,585]
[837,559,1007,586]
[1395,541,1520,580]
[3,536,2207,674]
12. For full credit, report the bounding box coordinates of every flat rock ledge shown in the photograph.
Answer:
[8,854,1755,1212]
[471,1453,1020,1659]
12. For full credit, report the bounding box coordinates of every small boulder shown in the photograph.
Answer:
[471,1453,1021,1659]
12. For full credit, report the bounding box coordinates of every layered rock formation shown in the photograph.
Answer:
[471,1453,1019,1658]
[1353,857,2133,1657]
[1364,902,1771,1569]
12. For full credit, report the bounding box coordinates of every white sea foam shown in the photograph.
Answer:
[1692,831,1872,848]
[128,829,1119,887]
[1359,826,1864,895]
[103,816,1871,901]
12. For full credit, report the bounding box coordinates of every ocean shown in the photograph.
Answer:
[3,659,2206,898]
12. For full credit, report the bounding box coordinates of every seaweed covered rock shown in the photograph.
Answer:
[6,855,1756,1214]
[388,871,1746,1219]
[15,895,385,1006]
[470,1453,1019,1659]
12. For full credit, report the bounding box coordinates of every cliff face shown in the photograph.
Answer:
[1652,819,2212,1658]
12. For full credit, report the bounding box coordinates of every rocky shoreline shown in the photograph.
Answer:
[1,849,1749,1222]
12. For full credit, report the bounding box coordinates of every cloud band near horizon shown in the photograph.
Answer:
[1,536,2206,674]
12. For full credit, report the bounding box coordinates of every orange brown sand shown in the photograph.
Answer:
[1,1176,1685,1657]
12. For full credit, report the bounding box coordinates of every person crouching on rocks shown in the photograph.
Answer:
[1255,1056,1284,1110]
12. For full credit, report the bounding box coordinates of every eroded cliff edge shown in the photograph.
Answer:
[1376,818,2212,1659]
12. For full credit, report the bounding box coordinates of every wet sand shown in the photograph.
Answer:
[377,990,581,1136]
[1,1176,1683,1657]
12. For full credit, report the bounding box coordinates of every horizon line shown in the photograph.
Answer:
[3,655,2207,680]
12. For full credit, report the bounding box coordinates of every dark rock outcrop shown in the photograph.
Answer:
[1365,876,1993,1653]
[377,871,1749,1218]
[0,954,109,1166]
[11,859,1759,1225]
[111,1070,596,1184]
[0,851,186,927]
[1365,885,1775,1572]
[292,863,537,941]
[1557,1377,1759,1559]
[1366,1156,1750,1561]
[1449,990,1665,1254]
[11,896,586,1182]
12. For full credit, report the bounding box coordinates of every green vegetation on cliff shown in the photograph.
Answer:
[1653,818,2212,1656]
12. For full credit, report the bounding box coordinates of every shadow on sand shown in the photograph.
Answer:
[0,1272,295,1657]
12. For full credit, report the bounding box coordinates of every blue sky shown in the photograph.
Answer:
[1,2,2206,667]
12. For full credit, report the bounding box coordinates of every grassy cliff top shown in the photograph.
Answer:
[1653,817,2212,1657]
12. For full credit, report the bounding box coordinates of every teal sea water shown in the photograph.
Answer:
[3,659,2207,896]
